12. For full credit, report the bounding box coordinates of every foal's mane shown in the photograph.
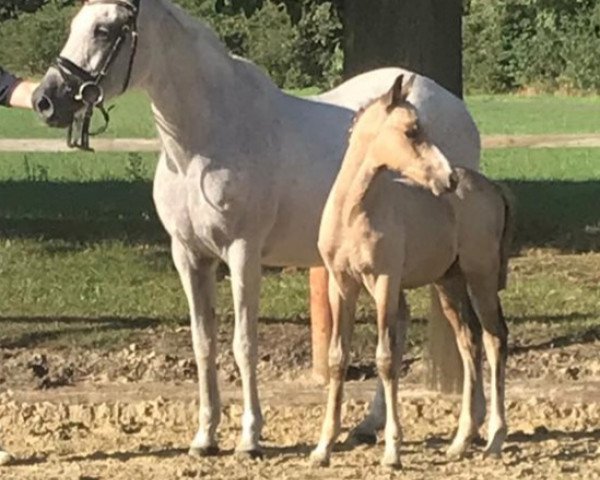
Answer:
[351,94,383,127]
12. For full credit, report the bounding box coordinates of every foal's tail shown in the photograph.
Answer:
[496,182,516,291]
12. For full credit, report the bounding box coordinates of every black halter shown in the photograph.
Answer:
[55,0,141,150]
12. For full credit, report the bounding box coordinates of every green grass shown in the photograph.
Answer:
[3,91,600,138]
[0,151,156,182]
[466,94,600,135]
[0,239,597,352]
[0,148,597,250]
[0,91,156,139]
[0,92,599,352]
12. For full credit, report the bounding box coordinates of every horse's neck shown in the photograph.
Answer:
[137,0,272,162]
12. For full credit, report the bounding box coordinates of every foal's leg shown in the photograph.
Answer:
[228,241,264,457]
[172,239,221,456]
[311,275,359,467]
[468,277,508,458]
[347,295,409,446]
[434,274,484,459]
[374,276,406,468]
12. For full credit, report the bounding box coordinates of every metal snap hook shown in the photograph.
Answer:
[75,81,104,106]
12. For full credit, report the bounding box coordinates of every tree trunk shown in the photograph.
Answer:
[343,0,463,97]
[339,0,464,393]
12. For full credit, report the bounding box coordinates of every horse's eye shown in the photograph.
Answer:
[94,25,111,41]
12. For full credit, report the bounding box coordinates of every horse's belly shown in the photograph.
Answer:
[260,193,328,267]
[261,160,341,267]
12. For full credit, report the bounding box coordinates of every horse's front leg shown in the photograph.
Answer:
[171,239,221,456]
[228,240,264,457]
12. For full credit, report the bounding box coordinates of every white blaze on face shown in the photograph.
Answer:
[62,6,103,72]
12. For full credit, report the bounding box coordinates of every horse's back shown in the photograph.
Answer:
[317,68,481,171]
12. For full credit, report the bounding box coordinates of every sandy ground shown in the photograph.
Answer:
[0,327,598,480]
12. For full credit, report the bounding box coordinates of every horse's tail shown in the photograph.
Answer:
[496,182,516,291]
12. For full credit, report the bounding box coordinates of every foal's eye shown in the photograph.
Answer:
[94,25,111,41]
[406,125,419,138]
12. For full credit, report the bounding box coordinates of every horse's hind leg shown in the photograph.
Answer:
[374,276,406,468]
[172,239,221,456]
[311,274,359,467]
[467,276,508,458]
[434,272,484,459]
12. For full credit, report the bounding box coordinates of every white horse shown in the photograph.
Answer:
[24,0,480,460]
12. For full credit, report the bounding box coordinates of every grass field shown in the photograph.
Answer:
[0,94,599,352]
[2,90,600,138]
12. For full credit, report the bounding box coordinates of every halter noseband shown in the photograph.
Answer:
[55,0,141,150]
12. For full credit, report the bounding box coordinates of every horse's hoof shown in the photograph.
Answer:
[234,448,263,460]
[381,452,402,470]
[446,442,468,460]
[309,449,330,467]
[189,445,220,458]
[0,450,14,466]
[482,446,502,460]
[347,431,377,446]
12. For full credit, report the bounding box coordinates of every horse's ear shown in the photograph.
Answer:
[390,74,416,107]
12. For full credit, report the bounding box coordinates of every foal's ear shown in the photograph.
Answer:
[390,74,416,107]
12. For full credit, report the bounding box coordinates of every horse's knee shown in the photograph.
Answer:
[233,336,256,371]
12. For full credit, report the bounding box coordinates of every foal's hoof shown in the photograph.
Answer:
[0,450,14,466]
[188,445,220,458]
[347,430,378,446]
[234,448,263,461]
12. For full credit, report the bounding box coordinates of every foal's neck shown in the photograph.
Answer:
[341,156,384,224]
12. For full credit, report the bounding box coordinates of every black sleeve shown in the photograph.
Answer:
[0,66,22,107]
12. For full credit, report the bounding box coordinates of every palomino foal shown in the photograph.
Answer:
[313,76,513,468]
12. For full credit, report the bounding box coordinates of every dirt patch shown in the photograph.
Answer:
[0,387,598,480]
[0,324,599,479]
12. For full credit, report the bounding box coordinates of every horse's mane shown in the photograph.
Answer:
[157,0,230,57]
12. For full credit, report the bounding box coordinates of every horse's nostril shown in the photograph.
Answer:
[36,95,55,118]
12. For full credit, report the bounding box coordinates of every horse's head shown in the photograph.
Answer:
[33,0,140,128]
[356,75,458,196]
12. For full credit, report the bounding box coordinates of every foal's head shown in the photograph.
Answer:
[352,75,457,196]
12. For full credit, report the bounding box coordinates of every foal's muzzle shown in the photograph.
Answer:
[448,169,459,192]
